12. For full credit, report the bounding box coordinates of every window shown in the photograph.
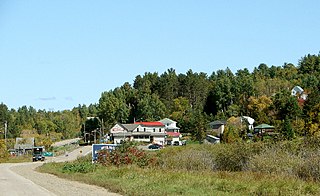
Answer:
[137,128,139,132]
[153,128,155,132]
[159,128,161,132]
[144,128,146,132]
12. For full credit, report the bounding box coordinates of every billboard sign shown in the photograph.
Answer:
[92,144,118,162]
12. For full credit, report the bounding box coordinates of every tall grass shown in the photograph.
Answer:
[158,137,320,182]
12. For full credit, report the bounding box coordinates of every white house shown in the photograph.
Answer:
[159,118,180,132]
[159,118,182,144]
[291,86,307,100]
[110,121,167,145]
[242,116,255,130]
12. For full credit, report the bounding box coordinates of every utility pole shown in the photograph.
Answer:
[4,121,7,144]
[101,118,104,137]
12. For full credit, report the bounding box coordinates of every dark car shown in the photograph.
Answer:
[148,144,162,149]
[32,147,45,162]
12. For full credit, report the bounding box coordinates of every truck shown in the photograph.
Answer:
[32,146,45,162]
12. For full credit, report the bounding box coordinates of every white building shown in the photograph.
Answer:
[110,121,166,145]
[291,86,307,100]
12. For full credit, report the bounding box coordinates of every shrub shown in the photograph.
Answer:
[211,143,252,172]
[248,145,301,175]
[62,155,96,173]
[294,151,320,181]
[0,140,9,161]
[97,142,157,167]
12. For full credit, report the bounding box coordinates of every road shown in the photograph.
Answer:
[0,146,120,196]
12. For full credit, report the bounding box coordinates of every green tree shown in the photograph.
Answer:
[281,116,294,140]
[157,68,179,112]
[272,90,301,120]
[298,53,320,75]
[178,69,209,110]
[98,89,130,128]
[189,110,208,143]
[136,94,166,121]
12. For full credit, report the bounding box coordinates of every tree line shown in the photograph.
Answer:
[0,53,319,143]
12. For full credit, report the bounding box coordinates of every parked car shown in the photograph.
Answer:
[32,147,45,162]
[148,144,162,149]
[173,141,182,146]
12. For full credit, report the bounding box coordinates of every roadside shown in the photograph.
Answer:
[1,145,120,196]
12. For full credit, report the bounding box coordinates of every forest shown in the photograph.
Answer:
[0,53,319,146]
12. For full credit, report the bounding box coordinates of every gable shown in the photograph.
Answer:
[110,124,126,133]
[160,118,176,124]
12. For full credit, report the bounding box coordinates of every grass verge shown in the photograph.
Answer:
[38,161,320,196]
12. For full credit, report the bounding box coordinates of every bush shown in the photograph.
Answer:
[248,145,301,175]
[211,143,252,172]
[294,151,320,181]
[97,142,157,168]
[62,155,96,173]
[0,140,9,161]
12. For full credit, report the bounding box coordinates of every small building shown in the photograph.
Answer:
[254,124,276,139]
[14,137,35,155]
[205,135,220,144]
[291,86,307,100]
[159,118,180,132]
[166,131,181,144]
[208,120,227,137]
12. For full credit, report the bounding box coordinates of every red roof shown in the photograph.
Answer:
[166,132,181,137]
[134,121,165,127]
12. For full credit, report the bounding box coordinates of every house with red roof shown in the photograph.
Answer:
[110,121,166,145]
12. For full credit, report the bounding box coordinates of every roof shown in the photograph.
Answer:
[209,120,227,126]
[134,121,165,127]
[292,86,304,93]
[122,124,140,131]
[166,132,181,137]
[206,135,220,140]
[254,124,275,129]
[159,118,176,124]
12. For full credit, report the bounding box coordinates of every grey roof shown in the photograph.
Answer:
[122,124,139,131]
[112,132,134,137]
[159,118,176,124]
[293,86,304,93]
[209,120,227,126]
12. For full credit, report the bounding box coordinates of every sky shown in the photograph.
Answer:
[0,0,319,111]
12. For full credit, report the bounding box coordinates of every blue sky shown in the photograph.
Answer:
[0,0,319,111]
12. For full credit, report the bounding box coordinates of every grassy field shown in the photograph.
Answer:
[38,139,320,195]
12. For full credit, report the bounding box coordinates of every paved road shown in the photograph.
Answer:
[0,146,120,196]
